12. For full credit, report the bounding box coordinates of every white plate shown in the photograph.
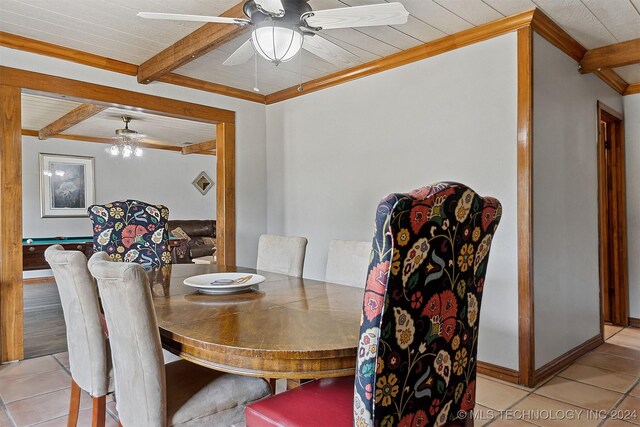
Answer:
[183,273,265,295]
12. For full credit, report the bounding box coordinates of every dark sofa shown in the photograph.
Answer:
[167,220,216,264]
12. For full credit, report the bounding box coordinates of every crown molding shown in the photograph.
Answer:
[594,69,630,95]
[529,10,628,95]
[0,32,137,75]
[265,9,536,104]
[530,9,586,62]
[0,32,266,104]
[2,10,632,103]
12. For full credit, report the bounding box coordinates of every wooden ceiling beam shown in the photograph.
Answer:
[182,139,216,155]
[625,82,640,96]
[22,129,212,154]
[137,2,249,84]
[38,103,107,140]
[579,38,640,74]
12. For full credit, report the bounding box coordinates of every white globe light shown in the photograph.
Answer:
[134,147,143,157]
[252,25,303,64]
[122,145,132,158]
[110,145,120,156]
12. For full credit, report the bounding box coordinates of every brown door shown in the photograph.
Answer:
[597,102,628,326]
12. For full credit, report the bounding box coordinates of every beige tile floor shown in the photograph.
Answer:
[0,326,638,426]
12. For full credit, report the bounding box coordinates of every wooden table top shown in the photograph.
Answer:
[147,264,364,379]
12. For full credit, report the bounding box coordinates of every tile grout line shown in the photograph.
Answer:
[482,330,639,427]
[597,377,640,426]
[556,367,639,394]
[0,395,17,427]
[494,377,542,426]
[2,384,72,406]
[480,375,540,426]
[52,354,72,376]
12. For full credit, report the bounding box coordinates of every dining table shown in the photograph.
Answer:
[146,263,364,380]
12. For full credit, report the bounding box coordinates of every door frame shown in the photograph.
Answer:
[596,100,628,330]
[0,66,236,362]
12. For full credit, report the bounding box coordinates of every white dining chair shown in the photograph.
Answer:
[44,245,114,427]
[256,234,308,277]
[88,252,271,427]
[325,240,371,287]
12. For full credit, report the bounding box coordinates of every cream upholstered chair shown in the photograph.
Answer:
[44,245,114,427]
[256,234,308,277]
[87,252,271,427]
[325,240,371,287]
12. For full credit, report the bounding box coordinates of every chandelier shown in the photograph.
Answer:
[110,116,144,158]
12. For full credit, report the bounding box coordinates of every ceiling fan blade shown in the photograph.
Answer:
[254,0,285,16]
[302,35,360,67]
[223,39,255,66]
[303,2,409,30]
[137,12,250,25]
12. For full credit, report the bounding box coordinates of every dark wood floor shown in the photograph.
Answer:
[23,279,68,359]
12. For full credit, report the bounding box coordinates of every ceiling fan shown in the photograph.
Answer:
[110,116,145,158]
[138,0,409,67]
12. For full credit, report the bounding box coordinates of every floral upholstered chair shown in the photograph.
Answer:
[245,182,502,427]
[88,199,171,268]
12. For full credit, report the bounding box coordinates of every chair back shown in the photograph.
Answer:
[256,234,308,277]
[354,182,502,426]
[88,199,171,268]
[44,245,109,397]
[325,240,371,287]
[88,252,166,427]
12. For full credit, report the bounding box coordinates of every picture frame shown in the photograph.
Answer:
[39,153,95,218]
[192,171,214,195]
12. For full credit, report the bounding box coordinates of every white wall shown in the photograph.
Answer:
[1,46,268,268]
[625,93,640,320]
[266,34,520,369]
[22,136,216,237]
[532,33,623,368]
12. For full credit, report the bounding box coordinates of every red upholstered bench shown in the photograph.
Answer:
[245,377,354,427]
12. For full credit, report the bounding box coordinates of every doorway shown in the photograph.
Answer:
[0,67,236,362]
[597,101,628,327]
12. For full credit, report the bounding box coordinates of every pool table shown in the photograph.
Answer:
[22,236,94,271]
[22,236,186,271]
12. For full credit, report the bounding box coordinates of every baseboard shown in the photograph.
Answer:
[22,276,54,284]
[477,361,519,384]
[534,334,603,384]
[630,317,640,328]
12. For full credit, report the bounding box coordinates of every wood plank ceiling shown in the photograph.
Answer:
[1,0,639,95]
[21,94,217,148]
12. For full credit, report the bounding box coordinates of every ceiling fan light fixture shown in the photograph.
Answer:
[122,144,133,158]
[112,116,144,159]
[251,22,302,64]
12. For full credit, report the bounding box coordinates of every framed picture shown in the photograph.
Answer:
[192,171,214,195]
[39,153,95,218]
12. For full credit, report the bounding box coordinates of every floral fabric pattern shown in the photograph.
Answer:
[354,182,502,427]
[88,200,171,268]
